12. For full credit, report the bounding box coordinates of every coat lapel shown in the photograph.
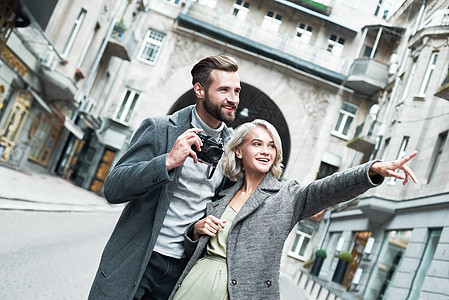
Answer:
[166,106,194,153]
[233,173,282,225]
[207,179,241,217]
[209,173,283,226]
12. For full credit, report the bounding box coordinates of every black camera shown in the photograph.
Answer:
[192,132,224,166]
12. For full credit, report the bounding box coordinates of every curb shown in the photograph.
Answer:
[0,198,124,213]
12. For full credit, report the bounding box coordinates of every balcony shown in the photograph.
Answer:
[177,3,351,84]
[346,120,376,160]
[345,58,389,97]
[434,73,449,101]
[105,21,136,61]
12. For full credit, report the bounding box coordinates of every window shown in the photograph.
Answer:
[62,9,86,57]
[363,45,374,58]
[427,132,447,183]
[295,23,313,44]
[419,52,439,96]
[138,30,165,64]
[289,223,314,260]
[332,102,358,139]
[231,0,250,19]
[327,34,345,56]
[114,89,140,124]
[316,161,338,180]
[407,229,442,300]
[374,0,393,20]
[364,230,411,299]
[389,136,409,184]
[262,11,282,32]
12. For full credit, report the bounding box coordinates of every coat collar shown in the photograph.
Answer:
[166,105,232,152]
[209,173,283,224]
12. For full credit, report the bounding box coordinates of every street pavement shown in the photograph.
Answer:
[0,163,309,299]
[0,164,121,212]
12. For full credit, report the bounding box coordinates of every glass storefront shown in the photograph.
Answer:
[364,230,411,300]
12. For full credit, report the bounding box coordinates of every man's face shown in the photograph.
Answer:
[203,69,241,125]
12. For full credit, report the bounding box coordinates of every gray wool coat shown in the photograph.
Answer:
[169,161,383,300]
[88,105,231,300]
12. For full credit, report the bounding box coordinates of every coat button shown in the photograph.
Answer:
[265,280,272,287]
[230,279,237,286]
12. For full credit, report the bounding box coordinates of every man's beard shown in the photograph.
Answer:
[203,91,236,125]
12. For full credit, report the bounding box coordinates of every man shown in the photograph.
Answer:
[88,55,241,300]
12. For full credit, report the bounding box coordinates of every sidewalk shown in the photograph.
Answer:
[0,164,122,212]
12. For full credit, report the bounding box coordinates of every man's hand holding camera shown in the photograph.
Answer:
[166,128,203,171]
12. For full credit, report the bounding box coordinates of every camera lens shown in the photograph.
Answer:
[202,146,223,164]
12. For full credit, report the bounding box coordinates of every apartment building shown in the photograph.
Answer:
[0,0,134,188]
[294,0,449,299]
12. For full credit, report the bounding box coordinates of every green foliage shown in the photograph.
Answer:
[303,259,314,269]
[315,249,327,259]
[338,251,353,262]
[114,19,127,32]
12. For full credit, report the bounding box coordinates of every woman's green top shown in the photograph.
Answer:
[174,205,237,300]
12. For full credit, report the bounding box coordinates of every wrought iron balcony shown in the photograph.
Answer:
[345,58,389,97]
[346,120,376,159]
[435,72,449,101]
[105,22,136,61]
[177,2,351,84]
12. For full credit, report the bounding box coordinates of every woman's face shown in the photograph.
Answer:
[236,126,277,176]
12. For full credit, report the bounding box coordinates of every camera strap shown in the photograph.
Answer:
[207,165,217,179]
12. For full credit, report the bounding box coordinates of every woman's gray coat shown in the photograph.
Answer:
[170,161,383,300]
[88,105,230,300]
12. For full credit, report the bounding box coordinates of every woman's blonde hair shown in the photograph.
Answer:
[221,119,283,181]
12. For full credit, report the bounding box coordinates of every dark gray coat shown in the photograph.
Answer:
[88,105,231,300]
[170,161,382,300]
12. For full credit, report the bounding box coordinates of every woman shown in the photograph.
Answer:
[170,119,417,300]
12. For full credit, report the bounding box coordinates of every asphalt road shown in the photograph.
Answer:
[0,210,120,300]
[0,208,308,300]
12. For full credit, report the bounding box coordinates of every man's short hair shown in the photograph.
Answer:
[191,55,239,90]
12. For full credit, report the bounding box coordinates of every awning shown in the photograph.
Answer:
[38,67,78,102]
[28,88,53,114]
[274,0,358,36]
[97,128,128,150]
[64,116,85,140]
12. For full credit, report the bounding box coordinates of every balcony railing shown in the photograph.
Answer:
[181,3,350,76]
[435,73,449,101]
[346,119,377,158]
[345,58,389,97]
[105,22,136,61]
